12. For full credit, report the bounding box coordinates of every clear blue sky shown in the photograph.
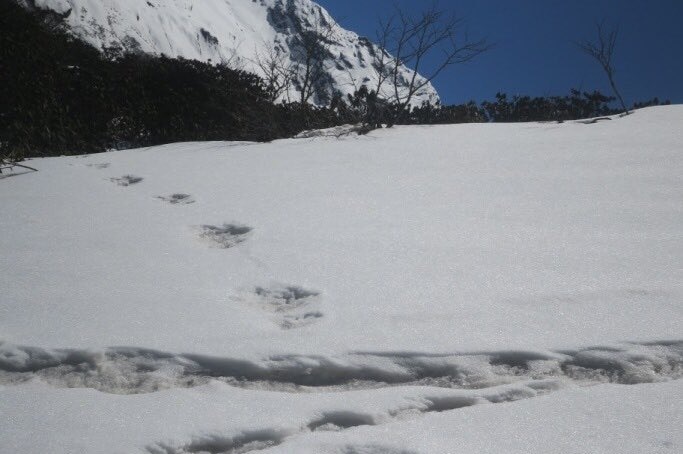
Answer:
[316,0,683,106]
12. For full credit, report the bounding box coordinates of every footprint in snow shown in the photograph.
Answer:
[280,311,324,329]
[199,223,252,248]
[156,193,195,205]
[239,285,324,329]
[86,163,110,169]
[110,175,143,186]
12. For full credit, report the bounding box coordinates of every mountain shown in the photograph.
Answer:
[17,0,440,106]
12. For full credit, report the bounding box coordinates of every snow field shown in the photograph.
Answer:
[1,106,682,453]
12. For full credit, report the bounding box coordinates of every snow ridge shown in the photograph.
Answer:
[17,0,440,106]
[2,341,681,395]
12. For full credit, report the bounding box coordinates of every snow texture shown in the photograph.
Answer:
[1,106,682,453]
[17,0,440,106]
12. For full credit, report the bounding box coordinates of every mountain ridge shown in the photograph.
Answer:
[17,0,440,106]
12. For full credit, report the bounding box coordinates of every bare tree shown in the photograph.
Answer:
[371,18,395,97]
[219,39,246,71]
[290,21,336,105]
[253,44,293,103]
[577,21,629,114]
[374,3,491,115]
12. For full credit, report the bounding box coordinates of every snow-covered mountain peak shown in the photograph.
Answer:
[18,0,440,106]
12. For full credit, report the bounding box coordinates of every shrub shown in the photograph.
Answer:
[0,2,348,157]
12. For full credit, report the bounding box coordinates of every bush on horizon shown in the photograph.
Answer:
[0,2,671,161]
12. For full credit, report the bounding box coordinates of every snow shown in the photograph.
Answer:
[1,106,682,453]
[20,0,439,105]
[1,376,681,453]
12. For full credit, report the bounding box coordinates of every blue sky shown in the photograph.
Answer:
[316,0,683,106]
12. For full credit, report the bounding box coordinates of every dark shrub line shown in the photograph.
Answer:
[0,2,670,165]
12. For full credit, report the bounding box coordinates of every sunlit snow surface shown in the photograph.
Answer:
[1,107,682,453]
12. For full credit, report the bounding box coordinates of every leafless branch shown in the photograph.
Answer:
[374,2,491,113]
[253,44,293,103]
[577,20,629,113]
[290,20,337,104]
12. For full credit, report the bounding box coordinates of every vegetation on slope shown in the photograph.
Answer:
[0,1,671,165]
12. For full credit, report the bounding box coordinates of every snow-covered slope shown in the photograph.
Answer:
[18,0,440,106]
[1,106,682,453]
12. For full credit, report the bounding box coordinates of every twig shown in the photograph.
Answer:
[1,163,38,173]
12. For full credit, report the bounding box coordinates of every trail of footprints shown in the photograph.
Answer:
[4,340,681,454]
[147,409,433,454]
[65,164,683,453]
[147,400,479,453]
[92,163,324,329]
[143,366,671,454]
[144,386,553,453]
[154,430,419,454]
[148,394,528,453]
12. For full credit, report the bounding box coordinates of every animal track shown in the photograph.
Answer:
[110,175,143,186]
[241,285,323,329]
[253,286,321,311]
[199,224,253,248]
[281,311,324,329]
[86,163,110,169]
[157,193,195,205]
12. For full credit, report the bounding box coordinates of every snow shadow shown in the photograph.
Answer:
[149,428,290,454]
[421,395,481,413]
[1,341,682,395]
[150,404,459,454]
[0,169,34,180]
[146,392,520,453]
[308,411,376,431]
